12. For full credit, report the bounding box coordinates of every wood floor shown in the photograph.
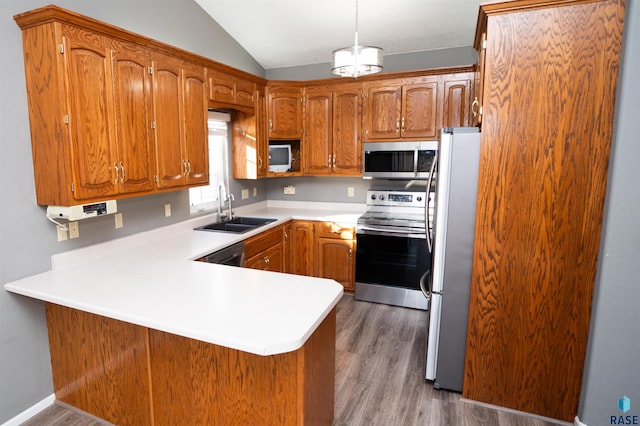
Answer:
[21,294,567,426]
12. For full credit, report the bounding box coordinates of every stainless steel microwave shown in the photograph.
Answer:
[363,141,438,179]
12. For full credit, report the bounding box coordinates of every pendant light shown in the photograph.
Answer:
[331,0,383,78]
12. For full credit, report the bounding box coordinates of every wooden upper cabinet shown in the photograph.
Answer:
[15,6,213,205]
[62,30,119,201]
[304,87,333,175]
[364,79,438,141]
[152,56,185,188]
[402,83,438,139]
[332,86,362,175]
[153,57,208,189]
[232,84,267,180]
[442,74,472,128]
[364,84,401,139]
[208,69,255,111]
[181,63,208,185]
[267,85,303,139]
[111,46,156,194]
[304,84,362,176]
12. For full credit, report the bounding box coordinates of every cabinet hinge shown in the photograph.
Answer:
[70,182,75,192]
[148,66,153,75]
[150,121,156,129]
[64,114,69,124]
[59,44,64,54]
[482,35,487,50]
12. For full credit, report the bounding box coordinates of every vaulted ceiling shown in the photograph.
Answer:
[195,0,482,70]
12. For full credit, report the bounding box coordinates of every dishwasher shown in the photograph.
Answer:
[201,241,245,267]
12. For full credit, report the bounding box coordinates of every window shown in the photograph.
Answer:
[189,111,230,213]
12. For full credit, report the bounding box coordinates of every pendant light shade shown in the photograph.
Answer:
[331,0,383,78]
[332,45,383,77]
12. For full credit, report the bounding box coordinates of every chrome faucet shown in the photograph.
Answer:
[218,183,234,220]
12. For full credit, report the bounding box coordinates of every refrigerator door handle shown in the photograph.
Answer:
[425,152,437,253]
[419,269,431,300]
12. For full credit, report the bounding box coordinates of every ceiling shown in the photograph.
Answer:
[195,0,483,70]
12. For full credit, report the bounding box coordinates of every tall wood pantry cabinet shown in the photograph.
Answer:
[463,0,625,422]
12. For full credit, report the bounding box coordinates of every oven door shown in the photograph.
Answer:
[355,231,431,310]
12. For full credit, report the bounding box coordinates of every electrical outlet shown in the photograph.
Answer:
[68,221,79,239]
[115,213,123,229]
[57,225,68,242]
[348,187,355,197]
[253,187,257,197]
[165,203,171,217]
[284,185,296,195]
[241,189,249,200]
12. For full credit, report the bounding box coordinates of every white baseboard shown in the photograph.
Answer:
[1,394,54,426]
[574,415,588,426]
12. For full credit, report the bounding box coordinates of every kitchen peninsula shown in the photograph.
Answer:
[4,203,360,425]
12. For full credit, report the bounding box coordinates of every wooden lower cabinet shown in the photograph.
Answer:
[245,224,284,272]
[289,221,316,276]
[45,302,336,426]
[315,222,356,291]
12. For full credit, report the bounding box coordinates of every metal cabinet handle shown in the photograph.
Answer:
[401,117,405,130]
[114,162,119,184]
[187,161,192,175]
[471,97,479,118]
[269,119,273,131]
[120,162,125,183]
[396,118,400,130]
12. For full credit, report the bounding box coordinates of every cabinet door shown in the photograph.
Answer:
[365,84,401,139]
[208,70,235,104]
[152,57,185,188]
[402,83,438,139]
[317,238,355,291]
[111,47,155,194]
[235,79,256,109]
[283,222,292,273]
[256,88,269,178]
[267,86,303,139]
[245,243,283,272]
[63,32,118,200]
[332,86,362,175]
[291,221,315,276]
[304,87,332,175]
[443,77,472,128]
[182,64,208,185]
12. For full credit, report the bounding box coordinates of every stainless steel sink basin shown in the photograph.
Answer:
[194,217,277,233]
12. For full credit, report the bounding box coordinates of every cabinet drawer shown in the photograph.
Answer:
[244,225,282,258]
[315,222,355,240]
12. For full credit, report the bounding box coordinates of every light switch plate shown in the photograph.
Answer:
[57,225,68,242]
[165,203,171,217]
[348,187,355,197]
[241,189,249,200]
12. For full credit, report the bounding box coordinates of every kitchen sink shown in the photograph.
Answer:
[194,217,277,233]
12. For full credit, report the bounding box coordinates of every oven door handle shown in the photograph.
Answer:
[419,269,431,301]
[356,227,426,239]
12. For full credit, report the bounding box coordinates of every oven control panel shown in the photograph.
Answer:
[366,190,427,207]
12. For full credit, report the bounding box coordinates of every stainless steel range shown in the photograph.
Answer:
[355,189,434,310]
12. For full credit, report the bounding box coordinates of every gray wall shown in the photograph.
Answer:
[0,0,263,422]
[265,46,477,81]
[578,1,640,424]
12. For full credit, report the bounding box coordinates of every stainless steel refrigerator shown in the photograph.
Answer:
[422,127,481,392]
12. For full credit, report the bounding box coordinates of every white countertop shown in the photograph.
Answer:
[4,201,365,356]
